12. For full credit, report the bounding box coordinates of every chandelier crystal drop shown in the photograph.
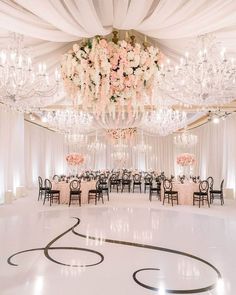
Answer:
[88,133,106,152]
[157,34,236,107]
[0,33,60,107]
[174,131,198,147]
[41,109,93,132]
[133,131,152,153]
[64,133,88,146]
[142,108,187,136]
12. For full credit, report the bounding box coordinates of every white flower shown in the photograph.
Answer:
[127,51,135,61]
[73,44,79,52]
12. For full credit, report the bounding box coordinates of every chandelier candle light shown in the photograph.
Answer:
[0,33,60,107]
[157,34,236,107]
[174,131,198,148]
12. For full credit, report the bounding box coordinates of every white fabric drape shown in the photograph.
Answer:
[190,114,236,190]
[24,121,68,188]
[0,106,24,204]
[0,0,235,70]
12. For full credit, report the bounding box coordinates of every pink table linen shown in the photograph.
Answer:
[161,182,200,205]
[52,181,96,204]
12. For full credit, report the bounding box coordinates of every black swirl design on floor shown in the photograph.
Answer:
[8,218,104,267]
[8,217,222,294]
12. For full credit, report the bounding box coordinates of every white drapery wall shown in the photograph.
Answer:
[24,121,68,188]
[190,114,236,191]
[84,114,236,192]
[0,106,24,204]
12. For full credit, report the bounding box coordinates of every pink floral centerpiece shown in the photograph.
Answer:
[61,33,160,112]
[176,153,196,166]
[66,153,85,166]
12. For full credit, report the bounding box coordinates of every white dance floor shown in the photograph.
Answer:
[0,193,235,295]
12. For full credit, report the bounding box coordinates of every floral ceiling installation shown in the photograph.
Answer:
[66,153,85,166]
[107,128,137,141]
[176,153,196,167]
[61,32,159,112]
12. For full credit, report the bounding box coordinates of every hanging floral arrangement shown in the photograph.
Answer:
[61,32,159,111]
[66,153,85,166]
[176,153,196,166]
[107,127,137,141]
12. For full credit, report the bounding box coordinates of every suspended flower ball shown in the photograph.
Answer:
[176,153,196,166]
[66,153,85,166]
[61,34,159,111]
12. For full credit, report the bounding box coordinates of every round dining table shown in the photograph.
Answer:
[161,182,200,205]
[52,180,96,204]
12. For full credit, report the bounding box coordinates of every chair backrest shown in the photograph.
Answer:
[206,176,214,190]
[163,179,173,192]
[156,175,162,184]
[70,179,81,191]
[53,174,60,182]
[44,179,52,190]
[38,176,43,188]
[122,173,130,181]
[199,180,209,193]
[144,174,153,183]
[133,174,141,182]
[220,179,224,191]
[96,180,102,190]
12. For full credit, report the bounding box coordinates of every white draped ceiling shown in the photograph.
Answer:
[0,0,235,70]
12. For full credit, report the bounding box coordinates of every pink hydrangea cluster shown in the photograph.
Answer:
[66,153,85,166]
[61,37,159,110]
[176,153,196,166]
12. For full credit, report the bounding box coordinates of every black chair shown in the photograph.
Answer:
[210,179,224,205]
[38,176,46,201]
[193,180,210,208]
[109,174,120,192]
[133,174,142,193]
[121,173,131,192]
[163,179,178,206]
[206,176,214,191]
[149,179,161,201]
[88,181,104,205]
[52,174,60,182]
[43,179,60,206]
[69,180,81,206]
[144,174,153,193]
[99,175,109,201]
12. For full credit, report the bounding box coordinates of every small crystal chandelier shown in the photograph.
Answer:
[174,131,198,148]
[88,133,106,152]
[111,151,129,161]
[133,131,152,153]
[157,34,236,107]
[142,108,187,136]
[65,133,88,146]
[0,33,60,107]
[41,109,93,132]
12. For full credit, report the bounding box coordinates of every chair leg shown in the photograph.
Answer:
[140,185,141,193]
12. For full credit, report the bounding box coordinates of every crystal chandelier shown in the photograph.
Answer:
[40,109,93,132]
[157,34,236,107]
[0,33,60,107]
[88,133,106,152]
[142,108,187,136]
[133,131,152,153]
[174,131,198,148]
[95,106,143,129]
[64,133,88,146]
[111,151,129,161]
